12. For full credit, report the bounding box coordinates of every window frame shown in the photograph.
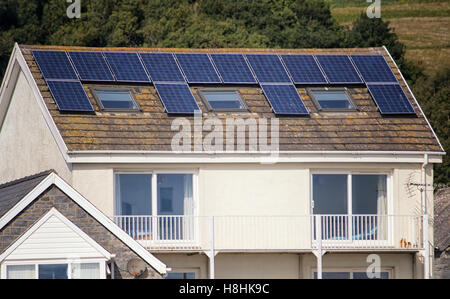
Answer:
[310,170,392,216]
[311,268,393,279]
[197,88,248,112]
[1,259,106,279]
[307,87,357,112]
[113,170,199,218]
[90,87,141,112]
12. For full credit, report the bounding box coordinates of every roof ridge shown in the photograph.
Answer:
[0,170,55,190]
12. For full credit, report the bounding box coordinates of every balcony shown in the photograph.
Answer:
[113,214,425,252]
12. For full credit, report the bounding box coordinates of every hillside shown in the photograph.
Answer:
[329,0,450,77]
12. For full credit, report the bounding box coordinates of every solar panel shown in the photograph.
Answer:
[140,53,185,82]
[246,54,291,83]
[175,53,221,84]
[46,80,94,112]
[281,55,327,84]
[68,51,115,81]
[32,50,78,80]
[261,84,309,115]
[210,54,257,84]
[315,55,363,84]
[367,84,415,114]
[103,52,150,82]
[350,55,397,83]
[154,83,201,114]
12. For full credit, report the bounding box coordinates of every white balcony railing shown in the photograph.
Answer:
[113,214,424,251]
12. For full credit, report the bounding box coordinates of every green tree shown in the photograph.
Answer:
[344,13,423,84]
[413,70,450,186]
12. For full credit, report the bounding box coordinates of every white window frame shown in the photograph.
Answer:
[113,170,199,217]
[113,170,199,246]
[165,267,200,279]
[311,267,393,279]
[1,258,107,279]
[310,170,394,246]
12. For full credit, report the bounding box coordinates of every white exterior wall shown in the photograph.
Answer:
[0,71,71,184]
[71,162,425,218]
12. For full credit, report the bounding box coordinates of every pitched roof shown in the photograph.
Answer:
[0,170,166,274]
[17,45,444,153]
[0,170,53,218]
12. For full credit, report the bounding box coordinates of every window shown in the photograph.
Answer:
[309,88,355,111]
[5,262,101,279]
[199,90,246,111]
[165,272,196,279]
[114,172,195,241]
[92,88,139,110]
[312,173,388,241]
[313,270,390,279]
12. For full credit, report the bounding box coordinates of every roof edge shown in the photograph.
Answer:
[0,171,167,274]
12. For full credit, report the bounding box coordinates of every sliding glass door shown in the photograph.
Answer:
[115,172,195,242]
[312,173,388,241]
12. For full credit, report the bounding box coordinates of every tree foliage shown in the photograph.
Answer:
[0,0,447,183]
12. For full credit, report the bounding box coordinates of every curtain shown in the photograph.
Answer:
[72,263,100,279]
[6,265,36,279]
[183,174,194,240]
[377,175,387,239]
[114,174,122,216]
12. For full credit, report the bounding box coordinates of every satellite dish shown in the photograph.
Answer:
[127,258,147,277]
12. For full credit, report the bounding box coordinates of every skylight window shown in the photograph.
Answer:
[199,90,246,111]
[92,88,139,110]
[309,88,355,111]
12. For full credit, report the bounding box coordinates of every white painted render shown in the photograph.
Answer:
[71,162,431,218]
[0,70,71,184]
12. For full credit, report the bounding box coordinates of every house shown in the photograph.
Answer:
[0,170,166,278]
[0,43,445,279]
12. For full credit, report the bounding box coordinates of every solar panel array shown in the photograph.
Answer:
[140,53,185,83]
[246,54,291,83]
[33,50,79,80]
[281,55,327,84]
[104,52,150,83]
[47,81,94,111]
[175,53,221,84]
[261,84,309,115]
[154,83,201,114]
[315,55,363,84]
[210,54,256,84]
[33,49,416,115]
[350,55,397,83]
[367,84,415,114]
[68,51,115,82]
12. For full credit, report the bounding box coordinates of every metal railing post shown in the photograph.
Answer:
[209,216,215,279]
[316,215,323,279]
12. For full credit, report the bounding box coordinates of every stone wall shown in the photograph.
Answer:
[0,185,162,279]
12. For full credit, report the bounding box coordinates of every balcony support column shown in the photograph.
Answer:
[209,216,215,279]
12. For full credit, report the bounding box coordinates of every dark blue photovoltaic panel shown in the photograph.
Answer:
[261,84,309,115]
[350,55,397,83]
[68,51,115,81]
[175,53,221,84]
[315,55,363,84]
[210,54,257,84]
[104,52,150,82]
[32,50,78,80]
[246,54,291,83]
[367,84,415,114]
[140,53,185,82]
[47,81,94,112]
[281,55,327,84]
[154,83,201,114]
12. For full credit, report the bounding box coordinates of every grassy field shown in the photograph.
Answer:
[329,0,450,77]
